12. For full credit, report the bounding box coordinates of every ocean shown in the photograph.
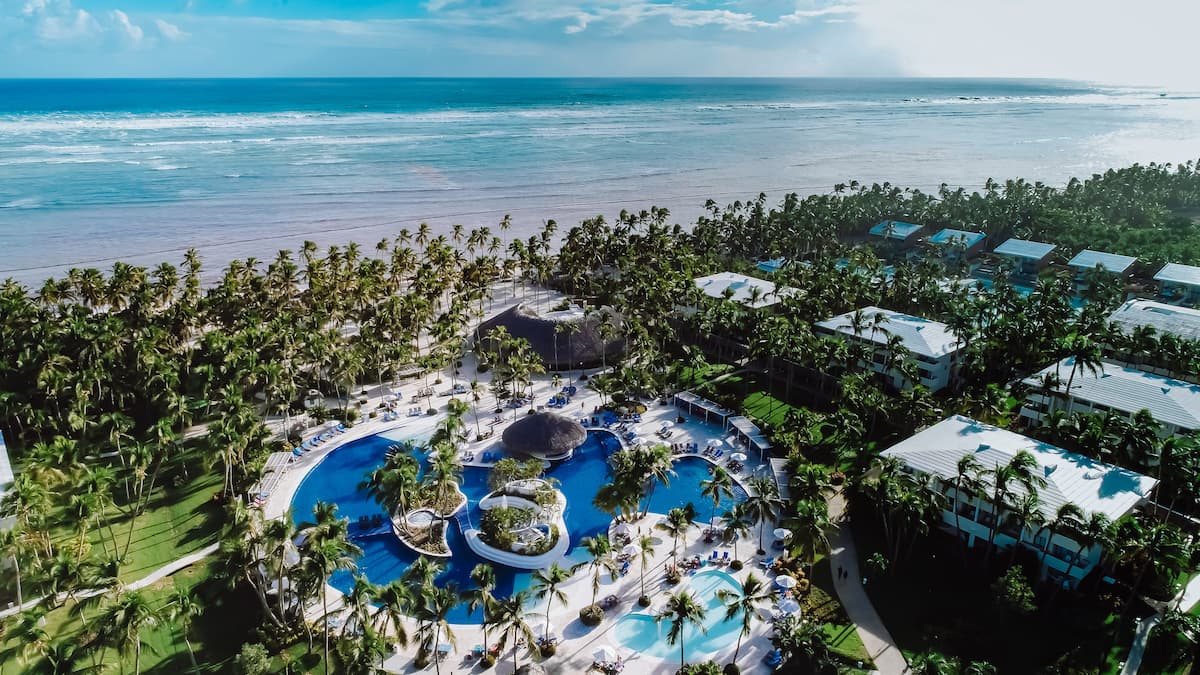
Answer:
[1,77,1199,285]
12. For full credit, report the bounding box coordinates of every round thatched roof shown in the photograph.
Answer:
[502,412,587,458]
[515,665,547,675]
[477,303,624,371]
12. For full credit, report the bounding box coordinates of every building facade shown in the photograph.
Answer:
[814,306,961,392]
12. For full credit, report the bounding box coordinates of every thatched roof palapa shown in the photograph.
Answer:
[502,412,587,459]
[476,303,624,371]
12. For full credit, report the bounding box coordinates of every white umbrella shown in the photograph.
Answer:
[660,420,675,429]
[775,575,798,589]
[773,527,790,540]
[707,438,724,448]
[730,452,748,462]
[629,436,645,446]
[614,523,633,536]
[528,620,554,639]
[778,598,801,615]
[725,435,741,446]
[593,645,620,662]
[621,543,640,557]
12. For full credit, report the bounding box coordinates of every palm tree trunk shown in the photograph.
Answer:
[323,585,330,675]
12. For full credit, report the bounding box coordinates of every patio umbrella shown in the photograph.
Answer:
[436,642,452,654]
[776,575,798,590]
[621,543,640,557]
[707,438,724,448]
[528,620,554,640]
[730,452,748,462]
[778,598,801,615]
[660,420,675,429]
[725,435,741,446]
[593,645,620,662]
[773,527,791,540]
[614,523,633,536]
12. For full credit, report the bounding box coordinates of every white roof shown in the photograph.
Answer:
[1155,263,1200,288]
[815,306,961,358]
[1067,250,1137,274]
[694,272,783,308]
[1025,358,1200,430]
[1108,299,1200,343]
[881,415,1156,521]
[993,238,1057,261]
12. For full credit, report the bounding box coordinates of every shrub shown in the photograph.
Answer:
[991,566,1037,616]
[666,568,682,585]
[488,458,544,491]
[722,664,742,675]
[638,595,651,607]
[426,408,438,416]
[678,662,722,675]
[368,410,378,419]
[539,642,557,657]
[479,506,534,551]
[435,378,444,384]
[233,643,272,675]
[344,407,360,424]
[729,560,744,571]
[579,604,604,626]
[480,652,497,667]
[477,362,491,374]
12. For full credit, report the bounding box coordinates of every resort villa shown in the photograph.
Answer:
[1020,357,1200,437]
[1107,299,1200,380]
[1067,249,1138,293]
[918,228,987,266]
[0,430,12,531]
[868,219,924,249]
[1154,263,1200,307]
[880,416,1158,589]
[692,271,785,310]
[990,238,1057,279]
[814,307,962,392]
[756,257,786,274]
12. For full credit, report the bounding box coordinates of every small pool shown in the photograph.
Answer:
[290,429,746,623]
[611,569,743,660]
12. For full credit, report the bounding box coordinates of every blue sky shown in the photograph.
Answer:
[2,0,1197,85]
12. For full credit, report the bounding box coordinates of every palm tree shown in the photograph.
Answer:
[166,586,202,673]
[745,475,783,554]
[302,503,362,675]
[373,580,412,650]
[700,467,735,540]
[716,572,772,664]
[782,498,831,564]
[982,451,1047,566]
[415,583,459,675]
[573,535,619,611]
[656,507,696,558]
[952,455,985,555]
[92,591,159,675]
[721,503,753,564]
[1035,502,1084,569]
[637,533,656,602]
[531,563,572,641]
[656,590,707,670]
[488,589,536,673]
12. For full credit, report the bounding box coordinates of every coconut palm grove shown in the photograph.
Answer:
[8,163,1200,673]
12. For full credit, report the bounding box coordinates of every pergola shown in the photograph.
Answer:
[672,391,735,426]
[727,415,773,461]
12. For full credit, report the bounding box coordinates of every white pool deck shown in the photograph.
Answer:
[260,359,784,674]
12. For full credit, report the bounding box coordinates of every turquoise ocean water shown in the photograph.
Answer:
[2,78,1199,284]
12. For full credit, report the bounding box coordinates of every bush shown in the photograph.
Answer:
[480,652,497,667]
[368,410,378,419]
[639,595,651,607]
[729,560,744,571]
[539,642,557,657]
[477,362,491,374]
[426,408,438,416]
[723,665,742,675]
[344,407,360,424]
[991,566,1037,616]
[488,458,545,490]
[479,506,534,551]
[233,643,272,675]
[579,604,604,626]
[666,568,682,585]
[678,662,722,675]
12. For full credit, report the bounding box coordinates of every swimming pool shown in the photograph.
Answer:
[610,569,743,660]
[290,429,746,623]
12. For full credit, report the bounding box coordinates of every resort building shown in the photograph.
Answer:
[880,415,1157,589]
[920,228,987,265]
[814,306,962,392]
[868,220,924,244]
[1106,300,1200,381]
[0,430,13,531]
[756,257,786,274]
[1155,263,1200,307]
[991,238,1057,278]
[476,302,625,372]
[1020,357,1200,437]
[1067,250,1138,292]
[692,272,785,310]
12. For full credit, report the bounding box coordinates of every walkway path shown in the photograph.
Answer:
[827,492,908,675]
[1120,573,1200,675]
[0,542,221,620]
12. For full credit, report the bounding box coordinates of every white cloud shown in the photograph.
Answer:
[110,9,143,43]
[154,18,188,41]
[778,4,857,25]
[32,3,99,42]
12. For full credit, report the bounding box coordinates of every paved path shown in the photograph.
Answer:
[1119,572,1200,675]
[0,542,220,620]
[827,492,908,675]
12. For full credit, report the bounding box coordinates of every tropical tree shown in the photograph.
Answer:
[487,589,536,673]
[700,467,735,539]
[573,535,619,612]
[656,506,697,558]
[716,572,773,664]
[745,475,783,554]
[531,563,572,641]
[656,590,708,670]
[92,591,159,675]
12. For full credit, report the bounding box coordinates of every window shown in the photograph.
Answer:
[978,510,996,528]
[1051,543,1074,561]
[918,368,933,380]
[957,502,977,520]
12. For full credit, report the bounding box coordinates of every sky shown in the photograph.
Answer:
[1,0,1198,86]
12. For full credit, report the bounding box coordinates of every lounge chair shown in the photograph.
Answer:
[760,557,775,569]
[763,649,783,667]
[722,551,730,562]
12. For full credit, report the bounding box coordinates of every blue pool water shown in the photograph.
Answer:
[611,569,743,660]
[290,429,744,623]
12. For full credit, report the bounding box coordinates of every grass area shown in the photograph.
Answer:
[110,470,225,583]
[697,370,803,431]
[1,560,261,674]
[806,557,872,667]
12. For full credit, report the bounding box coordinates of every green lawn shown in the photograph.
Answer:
[804,556,873,669]
[696,370,803,431]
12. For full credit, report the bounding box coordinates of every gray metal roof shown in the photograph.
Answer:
[881,416,1156,522]
[1108,299,1200,343]
[993,238,1057,261]
[1155,263,1200,287]
[929,229,985,248]
[1024,358,1200,430]
[816,306,961,358]
[1067,250,1138,274]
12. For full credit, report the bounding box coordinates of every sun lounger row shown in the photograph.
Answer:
[480,451,503,462]
[292,423,348,455]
